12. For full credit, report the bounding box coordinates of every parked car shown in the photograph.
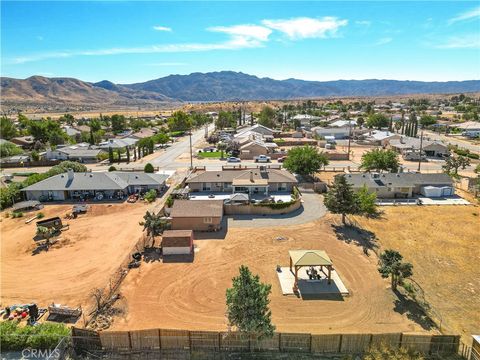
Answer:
[278,156,287,163]
[254,155,271,163]
[226,157,241,163]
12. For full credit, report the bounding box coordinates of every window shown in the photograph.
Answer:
[203,217,212,224]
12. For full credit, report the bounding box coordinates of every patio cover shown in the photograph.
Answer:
[289,250,332,267]
[12,200,41,211]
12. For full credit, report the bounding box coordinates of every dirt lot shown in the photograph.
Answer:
[111,215,431,334]
[0,202,151,310]
[353,206,480,343]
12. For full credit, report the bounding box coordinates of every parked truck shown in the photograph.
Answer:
[254,155,271,163]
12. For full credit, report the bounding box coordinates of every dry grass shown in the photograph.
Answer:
[353,206,480,343]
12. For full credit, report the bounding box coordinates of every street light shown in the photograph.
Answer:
[189,130,193,170]
[417,127,424,172]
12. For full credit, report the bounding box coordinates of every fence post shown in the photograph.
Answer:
[279,332,282,352]
[399,333,403,349]
[309,333,313,353]
[128,331,132,350]
[188,330,192,351]
[338,334,343,353]
[158,328,162,350]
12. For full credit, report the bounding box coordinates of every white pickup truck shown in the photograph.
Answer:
[254,155,271,163]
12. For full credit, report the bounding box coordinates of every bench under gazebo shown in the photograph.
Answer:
[289,250,333,291]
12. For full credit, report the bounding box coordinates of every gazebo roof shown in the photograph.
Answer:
[289,250,333,267]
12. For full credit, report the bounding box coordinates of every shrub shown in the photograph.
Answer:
[0,322,70,351]
[108,166,117,172]
[467,153,479,160]
[144,189,157,203]
[254,200,296,210]
[165,195,174,207]
[144,163,155,173]
[11,211,24,218]
[36,212,45,219]
[169,130,185,137]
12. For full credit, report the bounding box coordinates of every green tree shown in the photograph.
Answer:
[226,265,275,339]
[168,111,192,132]
[366,113,389,129]
[378,249,413,290]
[215,111,236,130]
[419,115,436,127]
[217,142,227,159]
[108,166,117,172]
[442,155,470,176]
[0,183,22,210]
[152,132,170,145]
[282,146,329,178]
[144,163,155,173]
[0,142,23,158]
[356,117,365,127]
[360,149,400,173]
[89,118,102,132]
[59,113,75,125]
[0,116,17,139]
[108,147,114,163]
[324,175,359,224]
[143,189,157,203]
[356,185,378,217]
[110,114,127,133]
[257,106,276,129]
[140,211,168,246]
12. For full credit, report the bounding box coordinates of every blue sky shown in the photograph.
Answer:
[1,1,479,83]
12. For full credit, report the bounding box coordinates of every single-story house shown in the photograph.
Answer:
[161,230,193,255]
[311,126,351,139]
[131,127,158,140]
[170,200,224,231]
[46,144,105,163]
[292,114,322,126]
[364,130,401,146]
[98,137,138,149]
[344,172,454,199]
[62,126,81,137]
[186,168,297,195]
[10,136,35,149]
[22,170,169,201]
[239,140,277,159]
[329,120,356,128]
[236,124,278,138]
[388,137,449,158]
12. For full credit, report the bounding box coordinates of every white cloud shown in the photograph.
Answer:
[153,25,172,32]
[208,24,272,45]
[448,6,480,25]
[355,20,371,27]
[373,37,393,46]
[262,17,348,40]
[435,34,480,49]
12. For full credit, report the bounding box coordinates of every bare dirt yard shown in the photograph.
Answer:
[353,206,480,343]
[111,215,432,334]
[0,202,151,310]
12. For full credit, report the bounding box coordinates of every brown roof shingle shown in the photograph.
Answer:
[170,200,224,218]
[186,169,297,185]
[162,230,193,247]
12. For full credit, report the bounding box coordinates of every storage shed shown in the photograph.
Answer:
[161,230,193,255]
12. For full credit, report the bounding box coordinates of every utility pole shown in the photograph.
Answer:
[347,120,352,161]
[189,131,193,170]
[417,127,424,172]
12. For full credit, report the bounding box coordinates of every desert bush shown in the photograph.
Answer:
[0,322,70,351]
[144,189,157,203]
[144,163,155,173]
[36,212,45,219]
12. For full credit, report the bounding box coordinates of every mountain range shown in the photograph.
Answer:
[2,71,480,109]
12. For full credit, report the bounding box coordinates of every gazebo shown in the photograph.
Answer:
[289,250,334,290]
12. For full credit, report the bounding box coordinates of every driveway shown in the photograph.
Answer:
[227,189,326,228]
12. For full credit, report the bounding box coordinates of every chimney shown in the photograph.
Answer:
[67,168,74,181]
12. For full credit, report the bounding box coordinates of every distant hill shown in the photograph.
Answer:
[0,76,175,109]
[125,71,480,101]
[2,72,480,110]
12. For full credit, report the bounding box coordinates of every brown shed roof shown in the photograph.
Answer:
[170,200,224,218]
[162,230,193,247]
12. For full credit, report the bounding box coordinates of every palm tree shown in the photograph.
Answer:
[140,211,169,247]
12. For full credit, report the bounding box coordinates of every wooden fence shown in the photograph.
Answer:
[71,327,460,356]
[0,159,61,168]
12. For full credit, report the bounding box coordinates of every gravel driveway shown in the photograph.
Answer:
[227,189,326,228]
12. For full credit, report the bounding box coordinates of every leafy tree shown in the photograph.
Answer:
[215,111,236,130]
[110,114,127,133]
[191,112,213,128]
[217,142,227,159]
[108,166,117,172]
[475,163,480,174]
[27,119,65,144]
[356,185,378,217]
[143,189,157,203]
[324,175,360,224]
[419,115,436,127]
[226,265,275,339]
[59,113,75,125]
[129,118,149,131]
[89,118,102,132]
[144,163,155,173]
[138,137,154,155]
[0,116,17,139]
[356,117,365,127]
[168,111,192,132]
[30,150,40,161]
[0,183,22,210]
[442,155,470,176]
[366,113,389,129]
[108,147,114,163]
[0,142,23,158]
[140,211,168,246]
[282,146,329,178]
[378,249,413,290]
[257,106,276,129]
[152,132,170,145]
[360,149,400,173]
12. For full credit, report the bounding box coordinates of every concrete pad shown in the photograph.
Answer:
[377,196,470,206]
[276,267,349,297]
